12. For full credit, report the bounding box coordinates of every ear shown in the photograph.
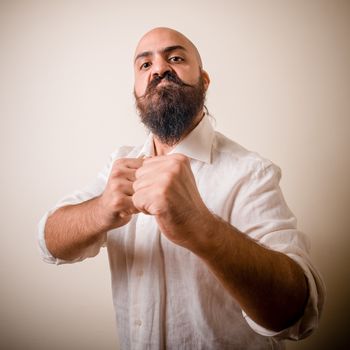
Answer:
[201,70,210,91]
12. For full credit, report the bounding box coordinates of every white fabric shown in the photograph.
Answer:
[38,115,325,349]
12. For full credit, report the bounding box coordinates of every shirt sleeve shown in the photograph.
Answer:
[232,161,326,341]
[37,153,114,265]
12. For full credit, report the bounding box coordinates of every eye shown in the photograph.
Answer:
[140,62,151,70]
[169,56,184,63]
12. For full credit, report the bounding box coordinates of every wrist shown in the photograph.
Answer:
[185,211,227,259]
[92,195,114,232]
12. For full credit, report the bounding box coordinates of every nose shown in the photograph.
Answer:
[151,56,171,78]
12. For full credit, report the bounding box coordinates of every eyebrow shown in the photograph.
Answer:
[134,45,187,63]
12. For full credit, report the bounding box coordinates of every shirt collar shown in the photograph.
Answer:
[137,131,156,158]
[137,114,214,164]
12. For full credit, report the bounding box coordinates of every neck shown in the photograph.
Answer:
[153,110,205,156]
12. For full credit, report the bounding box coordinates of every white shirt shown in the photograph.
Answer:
[38,115,325,350]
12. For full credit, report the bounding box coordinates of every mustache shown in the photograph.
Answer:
[139,71,194,99]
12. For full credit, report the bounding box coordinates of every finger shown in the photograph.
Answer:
[131,192,150,215]
[135,158,169,179]
[142,155,167,165]
[133,173,169,192]
[132,188,164,216]
[110,165,138,182]
[135,155,186,179]
[109,178,135,196]
[126,158,144,169]
[117,196,139,216]
[119,205,140,217]
[112,157,144,170]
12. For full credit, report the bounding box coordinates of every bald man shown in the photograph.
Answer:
[39,28,324,349]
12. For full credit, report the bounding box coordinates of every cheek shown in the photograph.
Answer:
[176,68,200,86]
[134,76,148,97]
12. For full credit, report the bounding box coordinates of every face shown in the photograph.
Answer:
[133,28,210,145]
[134,28,209,98]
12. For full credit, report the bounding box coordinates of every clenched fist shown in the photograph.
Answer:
[97,158,144,230]
[132,154,213,249]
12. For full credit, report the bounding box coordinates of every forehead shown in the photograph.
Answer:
[134,29,200,64]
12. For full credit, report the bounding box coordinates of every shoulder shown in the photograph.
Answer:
[212,131,281,178]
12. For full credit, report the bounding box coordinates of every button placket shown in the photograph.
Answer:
[129,213,156,339]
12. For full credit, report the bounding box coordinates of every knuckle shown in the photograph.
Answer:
[111,167,123,177]
[112,158,128,171]
[134,168,142,179]
[132,194,144,211]
[173,153,188,163]
[153,208,163,216]
[112,195,126,209]
[132,180,139,192]
[169,159,182,174]
[162,172,173,186]
[131,193,140,206]
[114,158,126,166]
[156,182,170,197]
[110,181,123,192]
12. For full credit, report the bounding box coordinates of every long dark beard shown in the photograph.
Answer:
[135,71,206,146]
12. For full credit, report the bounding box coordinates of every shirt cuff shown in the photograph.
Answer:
[242,253,325,340]
[37,210,74,265]
[37,204,106,265]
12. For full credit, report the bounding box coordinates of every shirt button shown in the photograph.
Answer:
[135,319,142,327]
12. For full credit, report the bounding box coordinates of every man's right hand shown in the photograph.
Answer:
[97,158,144,230]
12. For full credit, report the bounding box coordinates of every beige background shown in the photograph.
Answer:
[1,0,349,349]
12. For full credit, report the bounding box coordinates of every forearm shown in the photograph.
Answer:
[44,158,143,261]
[192,214,308,332]
[45,196,108,261]
[132,154,308,331]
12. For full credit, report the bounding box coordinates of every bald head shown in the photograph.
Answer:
[134,27,203,68]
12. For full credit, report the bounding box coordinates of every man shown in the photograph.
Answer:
[38,27,325,349]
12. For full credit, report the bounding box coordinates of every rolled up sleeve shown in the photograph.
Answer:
[233,162,325,340]
[37,153,115,265]
[37,190,107,265]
